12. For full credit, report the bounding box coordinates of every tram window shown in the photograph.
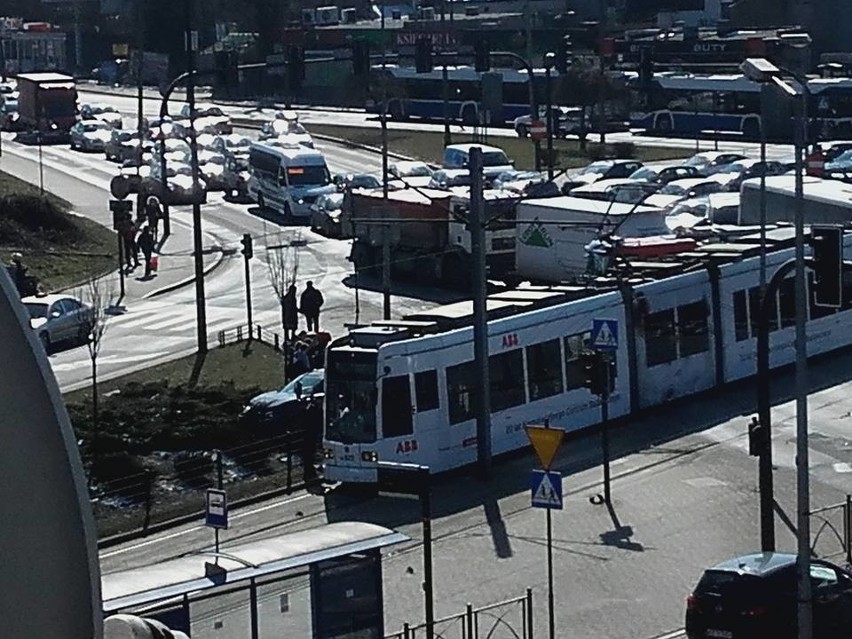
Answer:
[749,286,778,334]
[734,290,750,342]
[382,375,413,438]
[564,333,588,390]
[415,370,440,412]
[645,309,677,367]
[678,300,709,357]
[779,277,796,329]
[447,362,477,425]
[810,273,837,319]
[490,350,526,412]
[526,339,564,401]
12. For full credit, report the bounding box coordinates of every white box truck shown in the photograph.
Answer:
[515,196,668,283]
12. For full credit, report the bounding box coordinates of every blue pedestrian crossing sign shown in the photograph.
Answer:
[530,470,563,510]
[591,318,619,351]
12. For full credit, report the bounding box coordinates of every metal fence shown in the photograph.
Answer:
[217,322,286,352]
[810,495,852,565]
[386,590,534,639]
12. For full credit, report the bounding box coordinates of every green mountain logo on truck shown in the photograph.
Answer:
[520,220,553,248]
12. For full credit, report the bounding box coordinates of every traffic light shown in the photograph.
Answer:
[241,233,253,259]
[352,40,371,77]
[415,38,433,73]
[555,34,572,74]
[580,351,615,396]
[810,225,843,308]
[748,416,768,457]
[639,48,653,85]
[287,45,305,90]
[474,38,490,73]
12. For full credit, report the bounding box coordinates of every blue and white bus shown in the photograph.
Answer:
[371,64,540,126]
[629,73,763,138]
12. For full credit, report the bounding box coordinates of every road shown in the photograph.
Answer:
[2,103,448,390]
[98,339,852,639]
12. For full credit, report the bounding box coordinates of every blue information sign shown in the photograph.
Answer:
[591,318,619,352]
[530,470,563,510]
[205,488,228,529]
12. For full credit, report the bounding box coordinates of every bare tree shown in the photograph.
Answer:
[76,277,114,462]
[265,227,302,341]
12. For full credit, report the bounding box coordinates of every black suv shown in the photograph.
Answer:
[686,553,852,639]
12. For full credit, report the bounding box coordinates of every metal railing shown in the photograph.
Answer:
[810,495,852,565]
[386,590,533,639]
[217,322,286,352]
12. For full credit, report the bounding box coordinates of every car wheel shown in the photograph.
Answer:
[516,123,529,138]
[39,332,51,354]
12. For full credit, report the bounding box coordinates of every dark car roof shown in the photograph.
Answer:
[710,552,798,576]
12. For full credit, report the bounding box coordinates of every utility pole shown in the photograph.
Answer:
[381,20,391,321]
[241,233,253,333]
[185,0,208,353]
[469,147,491,477]
[135,0,145,218]
[442,57,451,148]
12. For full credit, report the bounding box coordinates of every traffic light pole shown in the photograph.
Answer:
[600,352,612,505]
[242,233,253,334]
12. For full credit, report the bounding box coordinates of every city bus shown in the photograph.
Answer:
[370,64,540,126]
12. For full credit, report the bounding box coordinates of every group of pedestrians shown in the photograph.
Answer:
[120,196,162,279]
[280,280,325,340]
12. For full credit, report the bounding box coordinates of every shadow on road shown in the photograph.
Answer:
[599,501,644,552]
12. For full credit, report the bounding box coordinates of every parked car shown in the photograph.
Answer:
[665,193,741,231]
[441,143,514,177]
[178,102,232,134]
[259,118,313,147]
[656,176,726,199]
[492,170,547,193]
[0,82,18,114]
[80,103,122,128]
[569,178,660,204]
[513,106,584,138]
[814,140,852,163]
[686,553,852,639]
[104,130,151,164]
[309,192,345,237]
[428,169,472,191]
[629,164,701,185]
[333,173,382,192]
[561,159,644,191]
[716,159,787,191]
[240,370,325,435]
[22,293,94,353]
[683,151,747,176]
[389,160,434,187]
[70,120,112,152]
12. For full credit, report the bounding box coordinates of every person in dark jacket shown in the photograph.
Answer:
[137,225,156,278]
[299,281,324,332]
[145,196,161,242]
[281,285,298,341]
[121,219,139,269]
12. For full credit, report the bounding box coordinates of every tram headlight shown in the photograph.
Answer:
[323,448,335,459]
[361,450,378,462]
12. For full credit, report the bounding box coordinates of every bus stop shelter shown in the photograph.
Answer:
[102,521,408,639]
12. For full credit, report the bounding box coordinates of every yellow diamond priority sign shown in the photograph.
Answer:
[525,425,565,470]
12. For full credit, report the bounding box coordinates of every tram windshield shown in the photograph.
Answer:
[325,349,377,444]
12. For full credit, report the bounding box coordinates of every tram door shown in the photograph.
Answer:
[311,553,384,639]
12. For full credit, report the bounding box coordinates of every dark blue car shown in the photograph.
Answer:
[240,370,324,436]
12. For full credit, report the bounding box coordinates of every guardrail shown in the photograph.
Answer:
[810,495,852,565]
[217,322,286,352]
[386,590,533,639]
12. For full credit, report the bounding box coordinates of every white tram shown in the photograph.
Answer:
[322,231,852,483]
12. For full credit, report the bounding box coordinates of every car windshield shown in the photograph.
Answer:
[83,122,107,132]
[684,155,711,167]
[482,151,511,166]
[580,161,612,175]
[831,150,852,164]
[24,302,49,319]
[287,165,330,186]
[325,351,377,444]
[281,371,323,394]
[447,174,472,186]
[629,167,657,180]
[660,183,687,195]
[350,175,380,188]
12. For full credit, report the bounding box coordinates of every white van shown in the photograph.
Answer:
[247,143,335,218]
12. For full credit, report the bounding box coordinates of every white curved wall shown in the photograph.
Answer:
[0,269,102,638]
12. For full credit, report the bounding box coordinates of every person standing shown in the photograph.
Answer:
[299,281,324,333]
[7,252,28,297]
[137,225,155,278]
[145,196,161,242]
[121,218,139,269]
[281,284,298,342]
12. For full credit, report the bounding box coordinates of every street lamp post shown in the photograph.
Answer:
[741,57,812,639]
[544,52,555,181]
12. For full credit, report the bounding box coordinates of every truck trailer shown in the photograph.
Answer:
[9,72,78,141]
[347,187,517,289]
[515,196,668,283]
